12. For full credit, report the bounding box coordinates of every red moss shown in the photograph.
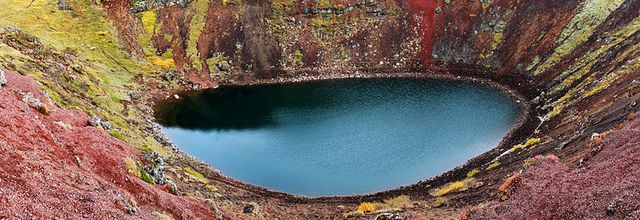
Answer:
[0,70,230,219]
[468,117,640,219]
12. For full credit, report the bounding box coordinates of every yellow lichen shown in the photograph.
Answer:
[533,0,626,76]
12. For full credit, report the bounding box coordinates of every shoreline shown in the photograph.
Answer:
[146,69,539,204]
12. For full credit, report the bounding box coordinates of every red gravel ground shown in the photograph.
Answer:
[467,117,640,219]
[0,70,232,219]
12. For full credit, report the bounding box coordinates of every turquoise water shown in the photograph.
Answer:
[155,78,519,197]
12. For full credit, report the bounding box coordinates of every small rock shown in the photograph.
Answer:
[216,63,231,72]
[54,121,72,129]
[143,151,166,184]
[88,116,101,127]
[100,121,112,130]
[88,116,111,130]
[376,213,401,220]
[161,71,177,81]
[174,94,180,99]
[129,92,142,101]
[606,206,615,216]
[20,92,49,115]
[0,70,7,87]
[531,96,541,105]
[166,180,178,195]
[243,202,259,214]
[58,0,71,10]
[205,199,224,219]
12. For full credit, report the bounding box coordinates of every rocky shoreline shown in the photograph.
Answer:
[143,69,538,204]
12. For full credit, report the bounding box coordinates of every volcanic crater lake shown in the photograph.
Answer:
[155,78,520,197]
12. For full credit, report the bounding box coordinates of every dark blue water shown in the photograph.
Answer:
[155,78,519,197]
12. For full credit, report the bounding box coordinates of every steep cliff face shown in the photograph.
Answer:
[105,0,640,172]
[0,0,639,219]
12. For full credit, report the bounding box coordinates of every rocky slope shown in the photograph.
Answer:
[0,0,639,219]
[466,115,640,219]
[0,70,228,219]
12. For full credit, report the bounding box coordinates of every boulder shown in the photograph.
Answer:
[88,116,112,130]
[243,202,259,214]
[166,180,178,195]
[0,70,7,87]
[143,151,167,184]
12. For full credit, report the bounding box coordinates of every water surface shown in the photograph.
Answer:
[156,78,519,196]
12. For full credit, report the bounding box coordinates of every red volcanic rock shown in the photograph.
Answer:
[0,70,227,219]
[468,115,640,219]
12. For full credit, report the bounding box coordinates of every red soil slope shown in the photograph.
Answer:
[405,0,442,66]
[467,117,640,219]
[0,70,227,219]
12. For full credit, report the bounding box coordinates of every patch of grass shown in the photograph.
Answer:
[486,161,502,171]
[357,202,376,214]
[345,196,413,217]
[109,130,125,141]
[184,167,209,184]
[430,178,476,197]
[432,197,449,208]
[510,138,542,152]
[204,185,218,191]
[524,157,536,168]
[123,156,154,184]
[383,195,412,209]
[139,166,155,184]
[466,169,480,178]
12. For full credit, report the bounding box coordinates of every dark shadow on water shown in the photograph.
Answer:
[154,81,344,131]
